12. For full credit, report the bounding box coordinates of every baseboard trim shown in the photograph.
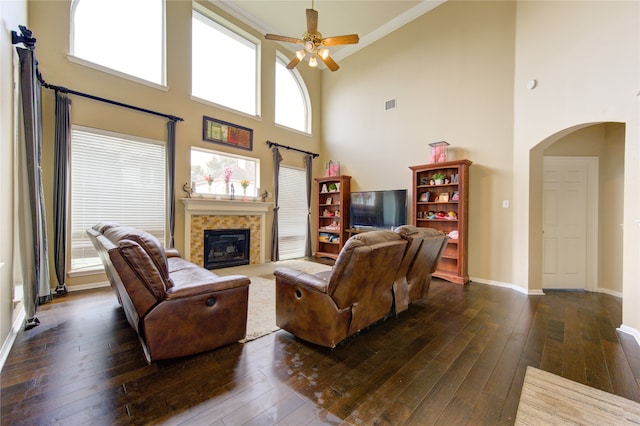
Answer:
[618,324,640,347]
[66,281,110,292]
[596,287,623,298]
[0,307,26,372]
[470,277,545,296]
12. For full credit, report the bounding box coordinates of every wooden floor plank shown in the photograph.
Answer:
[2,278,640,425]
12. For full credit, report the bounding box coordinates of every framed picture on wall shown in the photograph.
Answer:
[203,116,253,151]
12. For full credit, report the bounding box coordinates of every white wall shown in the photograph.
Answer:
[322,1,517,285]
[511,0,639,310]
[0,0,28,365]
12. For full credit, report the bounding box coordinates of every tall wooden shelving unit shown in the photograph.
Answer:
[315,175,351,260]
[410,160,472,284]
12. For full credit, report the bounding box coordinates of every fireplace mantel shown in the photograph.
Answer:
[181,198,272,264]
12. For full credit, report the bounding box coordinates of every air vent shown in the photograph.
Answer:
[384,98,396,111]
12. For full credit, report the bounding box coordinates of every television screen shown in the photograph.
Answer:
[350,189,408,230]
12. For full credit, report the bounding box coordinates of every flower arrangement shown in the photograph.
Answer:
[204,174,213,186]
[223,167,233,184]
[240,179,250,189]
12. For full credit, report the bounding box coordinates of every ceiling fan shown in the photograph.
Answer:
[264,1,359,72]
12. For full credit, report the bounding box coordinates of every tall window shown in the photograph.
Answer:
[192,6,260,116]
[278,166,308,260]
[275,55,311,133]
[191,148,260,198]
[70,127,166,272]
[71,0,165,86]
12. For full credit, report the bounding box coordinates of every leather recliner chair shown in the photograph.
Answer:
[87,223,251,362]
[393,225,448,314]
[273,230,408,348]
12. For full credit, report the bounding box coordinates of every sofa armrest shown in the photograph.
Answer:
[273,267,329,293]
[165,248,181,258]
[165,273,250,300]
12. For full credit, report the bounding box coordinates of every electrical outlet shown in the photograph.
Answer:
[502,200,509,208]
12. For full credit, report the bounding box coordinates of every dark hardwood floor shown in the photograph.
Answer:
[2,276,640,425]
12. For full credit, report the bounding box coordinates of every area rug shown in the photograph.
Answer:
[218,259,333,342]
[515,366,640,425]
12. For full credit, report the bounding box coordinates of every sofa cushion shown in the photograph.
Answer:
[116,239,166,301]
[103,226,170,284]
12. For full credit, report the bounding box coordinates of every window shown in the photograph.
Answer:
[278,166,308,260]
[70,0,165,86]
[70,127,166,272]
[275,55,311,133]
[191,148,260,198]
[192,6,260,116]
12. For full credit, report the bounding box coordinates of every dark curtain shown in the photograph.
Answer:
[167,120,176,248]
[270,147,283,261]
[16,46,52,330]
[53,92,71,295]
[304,154,313,257]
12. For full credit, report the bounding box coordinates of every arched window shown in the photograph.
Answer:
[275,54,311,134]
[70,0,165,86]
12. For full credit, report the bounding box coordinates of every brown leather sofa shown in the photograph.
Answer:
[274,230,408,348]
[393,225,448,314]
[87,223,251,362]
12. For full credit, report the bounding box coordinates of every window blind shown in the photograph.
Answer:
[278,166,307,260]
[70,127,166,271]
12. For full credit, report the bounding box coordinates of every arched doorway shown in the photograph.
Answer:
[530,122,625,294]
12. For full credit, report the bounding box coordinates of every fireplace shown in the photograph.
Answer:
[204,229,250,269]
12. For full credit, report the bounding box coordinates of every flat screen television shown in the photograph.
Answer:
[350,189,408,230]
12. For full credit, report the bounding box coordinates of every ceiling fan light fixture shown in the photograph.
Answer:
[318,48,329,60]
[308,55,318,67]
[296,50,306,60]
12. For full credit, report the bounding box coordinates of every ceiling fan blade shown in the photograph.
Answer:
[318,54,339,72]
[306,8,318,34]
[286,56,301,69]
[265,34,303,44]
[322,34,360,46]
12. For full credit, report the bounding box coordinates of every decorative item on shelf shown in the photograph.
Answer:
[321,184,328,193]
[183,182,194,198]
[323,209,334,217]
[322,221,340,231]
[451,173,459,184]
[328,183,338,192]
[446,210,457,220]
[260,189,268,202]
[437,192,450,202]
[325,161,340,176]
[448,230,459,239]
[205,174,213,192]
[326,197,333,205]
[223,167,232,194]
[452,191,459,201]
[335,209,340,217]
[420,192,430,202]
[240,179,250,199]
[436,211,447,219]
[427,210,436,219]
[420,177,430,185]
[432,173,446,185]
[429,141,449,163]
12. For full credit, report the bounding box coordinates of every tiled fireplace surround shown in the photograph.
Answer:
[181,198,271,267]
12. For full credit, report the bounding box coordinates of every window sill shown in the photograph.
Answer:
[67,55,168,92]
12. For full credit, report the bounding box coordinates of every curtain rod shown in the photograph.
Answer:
[266,140,319,158]
[12,25,183,123]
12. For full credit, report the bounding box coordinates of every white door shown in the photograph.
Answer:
[542,157,590,289]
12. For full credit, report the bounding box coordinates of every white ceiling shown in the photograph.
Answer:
[213,0,447,62]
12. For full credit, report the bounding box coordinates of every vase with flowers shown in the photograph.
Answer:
[240,179,250,197]
[223,167,233,194]
[204,174,213,192]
